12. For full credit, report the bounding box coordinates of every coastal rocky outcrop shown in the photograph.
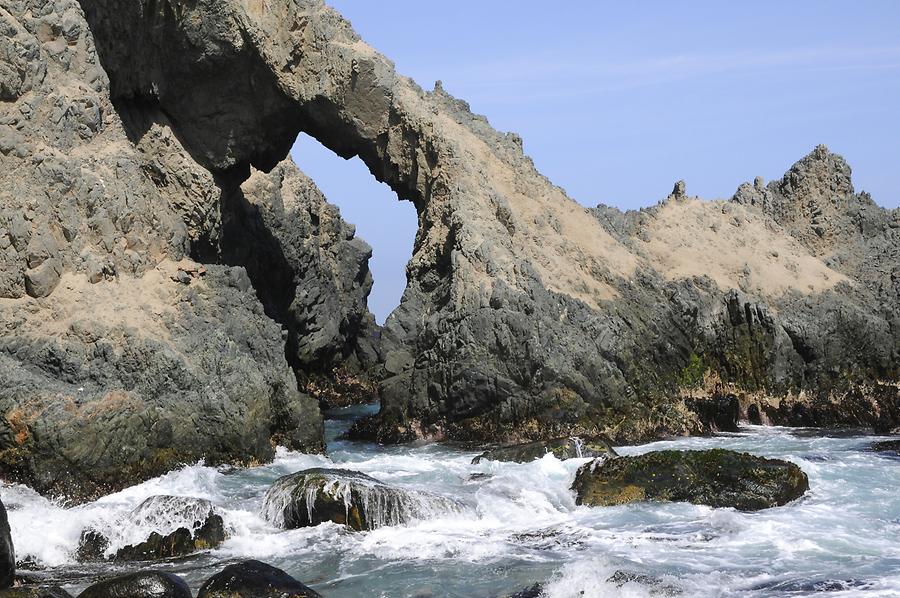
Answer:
[197,560,322,598]
[262,468,461,531]
[572,449,809,511]
[0,0,380,500]
[1,0,897,504]
[71,0,895,447]
[471,436,617,464]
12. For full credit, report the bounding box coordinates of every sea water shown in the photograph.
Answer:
[4,403,900,597]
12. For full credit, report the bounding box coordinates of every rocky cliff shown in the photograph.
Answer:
[1,0,897,501]
[0,0,377,501]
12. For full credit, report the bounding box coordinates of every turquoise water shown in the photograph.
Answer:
[5,404,900,597]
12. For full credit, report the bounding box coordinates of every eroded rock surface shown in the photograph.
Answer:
[73,0,897,445]
[572,449,809,511]
[2,0,897,493]
[0,1,381,500]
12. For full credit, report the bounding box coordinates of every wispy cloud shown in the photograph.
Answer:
[422,45,900,101]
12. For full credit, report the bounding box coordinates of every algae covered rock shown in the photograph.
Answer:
[262,468,460,531]
[572,449,808,511]
[472,436,618,464]
[197,560,321,598]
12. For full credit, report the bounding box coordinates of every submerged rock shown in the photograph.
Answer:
[75,529,109,562]
[572,449,808,511]
[197,560,321,598]
[872,439,900,454]
[472,436,617,464]
[606,570,680,596]
[262,468,460,531]
[76,496,227,561]
[78,571,191,598]
[506,584,543,598]
[0,499,13,589]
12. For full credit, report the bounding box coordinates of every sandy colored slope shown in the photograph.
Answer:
[639,198,847,297]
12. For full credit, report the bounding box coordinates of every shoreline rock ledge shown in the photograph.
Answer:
[572,449,809,511]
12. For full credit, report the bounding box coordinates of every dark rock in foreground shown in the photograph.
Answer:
[78,571,191,598]
[262,468,460,531]
[0,499,13,589]
[472,436,617,464]
[0,587,73,598]
[197,560,322,598]
[572,449,809,511]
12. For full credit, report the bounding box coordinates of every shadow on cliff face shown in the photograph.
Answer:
[111,95,383,408]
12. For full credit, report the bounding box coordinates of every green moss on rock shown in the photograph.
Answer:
[572,448,809,511]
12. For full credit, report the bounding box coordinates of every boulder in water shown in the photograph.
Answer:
[0,499,13,589]
[197,560,321,598]
[471,436,618,464]
[78,571,191,598]
[572,449,808,511]
[76,496,227,561]
[262,468,459,531]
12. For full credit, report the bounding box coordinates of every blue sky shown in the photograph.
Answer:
[291,1,900,323]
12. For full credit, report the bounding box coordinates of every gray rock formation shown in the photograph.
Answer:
[224,162,381,407]
[2,0,896,496]
[0,0,379,501]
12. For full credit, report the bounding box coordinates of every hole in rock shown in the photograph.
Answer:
[290,133,417,325]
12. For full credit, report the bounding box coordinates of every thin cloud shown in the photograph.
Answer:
[425,45,900,100]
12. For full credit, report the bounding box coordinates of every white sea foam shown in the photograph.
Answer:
[3,416,899,597]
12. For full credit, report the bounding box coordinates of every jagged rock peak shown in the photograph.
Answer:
[779,144,854,199]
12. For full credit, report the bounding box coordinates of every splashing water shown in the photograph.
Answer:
[3,403,900,597]
[262,468,466,530]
